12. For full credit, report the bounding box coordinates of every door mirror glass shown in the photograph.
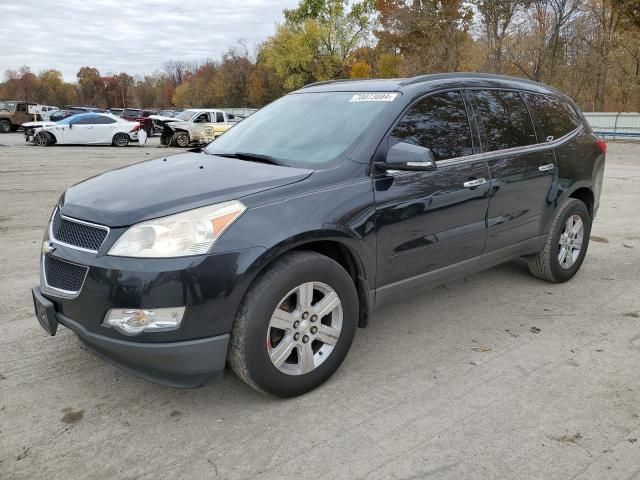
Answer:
[382,142,437,171]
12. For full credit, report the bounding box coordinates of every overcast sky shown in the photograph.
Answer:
[0,0,300,81]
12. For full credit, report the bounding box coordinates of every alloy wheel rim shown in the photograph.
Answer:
[558,214,584,269]
[177,135,189,147]
[115,134,128,146]
[34,133,48,146]
[266,281,343,376]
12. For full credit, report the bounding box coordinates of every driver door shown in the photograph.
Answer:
[63,115,96,143]
[374,90,491,291]
[190,112,210,142]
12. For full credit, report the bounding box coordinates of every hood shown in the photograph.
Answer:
[59,151,313,226]
[148,114,177,122]
[23,121,56,128]
[165,120,189,130]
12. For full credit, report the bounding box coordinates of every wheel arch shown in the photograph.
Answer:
[243,234,373,328]
[42,130,57,144]
[568,186,594,219]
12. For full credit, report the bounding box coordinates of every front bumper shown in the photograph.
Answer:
[35,218,266,386]
[33,286,229,388]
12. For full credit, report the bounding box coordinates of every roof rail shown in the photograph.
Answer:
[301,79,358,89]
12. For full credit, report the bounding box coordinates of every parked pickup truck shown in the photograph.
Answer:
[0,100,40,133]
[158,109,239,147]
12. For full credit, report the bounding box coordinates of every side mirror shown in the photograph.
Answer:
[377,142,437,171]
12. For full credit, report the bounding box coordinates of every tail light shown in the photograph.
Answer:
[596,138,607,154]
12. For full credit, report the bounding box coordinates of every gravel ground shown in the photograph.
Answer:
[1,133,639,480]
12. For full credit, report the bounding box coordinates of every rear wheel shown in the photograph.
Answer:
[527,198,591,283]
[171,131,190,147]
[0,120,10,133]
[228,251,358,397]
[112,132,130,147]
[33,131,52,146]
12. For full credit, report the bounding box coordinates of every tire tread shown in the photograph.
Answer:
[527,198,588,283]
[228,250,357,396]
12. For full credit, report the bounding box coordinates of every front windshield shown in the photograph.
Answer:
[0,101,16,112]
[205,92,397,166]
[175,110,197,121]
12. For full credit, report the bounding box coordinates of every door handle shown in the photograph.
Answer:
[463,178,487,188]
[539,164,555,172]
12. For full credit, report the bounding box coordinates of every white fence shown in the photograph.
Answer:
[583,112,640,140]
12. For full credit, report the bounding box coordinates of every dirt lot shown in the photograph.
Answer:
[0,133,639,480]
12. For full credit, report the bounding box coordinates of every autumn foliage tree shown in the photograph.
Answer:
[2,0,640,111]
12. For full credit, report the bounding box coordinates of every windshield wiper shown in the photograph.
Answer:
[209,151,286,166]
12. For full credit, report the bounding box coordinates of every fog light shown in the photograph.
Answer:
[103,307,185,335]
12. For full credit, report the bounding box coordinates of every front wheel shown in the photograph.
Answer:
[527,198,591,283]
[228,251,358,397]
[0,120,10,133]
[112,132,130,147]
[171,131,190,147]
[33,131,52,146]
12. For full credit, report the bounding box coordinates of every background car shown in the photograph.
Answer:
[0,100,40,132]
[109,108,157,136]
[159,108,237,147]
[37,105,60,121]
[32,112,141,147]
[49,106,106,123]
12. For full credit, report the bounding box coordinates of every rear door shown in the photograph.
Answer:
[374,90,491,288]
[92,115,120,143]
[468,89,556,251]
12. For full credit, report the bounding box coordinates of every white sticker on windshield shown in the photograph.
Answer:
[349,93,398,103]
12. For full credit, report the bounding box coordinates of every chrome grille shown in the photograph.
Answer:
[44,256,88,294]
[51,210,109,252]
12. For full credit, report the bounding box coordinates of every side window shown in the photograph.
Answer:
[93,116,117,124]
[72,115,94,125]
[390,91,473,161]
[194,113,208,123]
[523,93,581,141]
[216,111,225,123]
[471,90,537,152]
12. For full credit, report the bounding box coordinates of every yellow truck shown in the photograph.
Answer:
[157,109,241,147]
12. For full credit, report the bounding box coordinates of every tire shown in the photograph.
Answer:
[171,131,190,147]
[112,132,130,147]
[228,251,359,398]
[527,198,591,283]
[33,131,52,146]
[0,120,10,133]
[148,125,155,137]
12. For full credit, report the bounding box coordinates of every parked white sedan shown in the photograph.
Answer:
[32,113,142,147]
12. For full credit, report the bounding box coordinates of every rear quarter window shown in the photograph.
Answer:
[522,93,582,141]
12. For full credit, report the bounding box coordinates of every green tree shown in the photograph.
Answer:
[260,0,375,90]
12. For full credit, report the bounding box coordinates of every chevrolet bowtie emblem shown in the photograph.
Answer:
[42,241,56,255]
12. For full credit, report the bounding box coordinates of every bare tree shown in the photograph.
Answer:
[472,0,525,74]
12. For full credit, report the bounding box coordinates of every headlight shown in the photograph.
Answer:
[108,201,246,258]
